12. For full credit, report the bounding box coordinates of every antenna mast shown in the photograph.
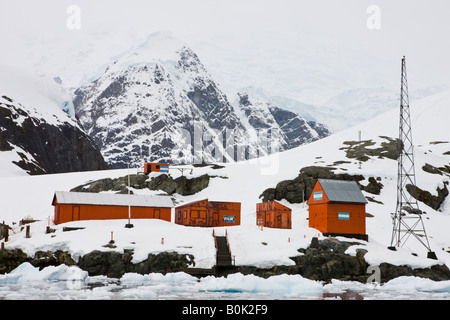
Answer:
[389,56,436,259]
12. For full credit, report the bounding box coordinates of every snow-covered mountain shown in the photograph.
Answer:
[0,66,109,176]
[73,32,330,169]
[234,92,330,151]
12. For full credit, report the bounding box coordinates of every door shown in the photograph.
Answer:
[72,206,80,221]
[154,209,160,219]
[282,213,288,229]
[212,210,219,227]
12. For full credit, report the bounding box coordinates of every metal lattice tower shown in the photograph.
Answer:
[389,57,436,258]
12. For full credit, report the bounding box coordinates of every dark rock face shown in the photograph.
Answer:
[0,96,109,175]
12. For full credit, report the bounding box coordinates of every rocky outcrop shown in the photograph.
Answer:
[340,136,401,162]
[147,174,210,196]
[259,166,367,203]
[75,250,195,278]
[71,174,149,194]
[0,249,75,274]
[2,239,449,283]
[229,238,369,282]
[406,182,449,211]
[224,238,450,283]
[0,248,29,274]
[71,173,212,196]
[0,248,194,278]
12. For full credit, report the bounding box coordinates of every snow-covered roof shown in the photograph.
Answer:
[53,191,173,208]
[318,179,367,204]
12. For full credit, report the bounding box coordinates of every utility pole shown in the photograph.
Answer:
[389,56,436,259]
[125,163,134,228]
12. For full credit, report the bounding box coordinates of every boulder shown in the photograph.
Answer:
[147,174,210,196]
[76,250,195,278]
[0,248,30,274]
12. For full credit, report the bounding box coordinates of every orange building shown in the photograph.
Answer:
[256,201,292,229]
[175,199,241,227]
[144,163,169,174]
[52,191,173,224]
[307,179,368,241]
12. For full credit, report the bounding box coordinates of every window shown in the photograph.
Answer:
[177,211,181,221]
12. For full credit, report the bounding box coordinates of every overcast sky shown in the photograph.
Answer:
[1,0,449,102]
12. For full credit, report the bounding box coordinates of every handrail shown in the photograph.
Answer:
[225,229,231,255]
[213,229,218,253]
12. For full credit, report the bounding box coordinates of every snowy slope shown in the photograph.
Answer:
[1,89,450,271]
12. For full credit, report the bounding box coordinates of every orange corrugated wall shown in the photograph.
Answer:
[54,203,171,224]
[174,200,241,227]
[326,203,366,235]
[256,201,291,229]
[215,201,241,227]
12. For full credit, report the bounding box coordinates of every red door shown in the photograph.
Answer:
[72,206,80,221]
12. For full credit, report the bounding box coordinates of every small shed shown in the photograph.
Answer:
[144,163,169,174]
[256,201,292,229]
[307,179,368,240]
[175,199,241,227]
[52,191,173,225]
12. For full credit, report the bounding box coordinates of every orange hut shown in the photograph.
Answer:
[175,199,241,227]
[144,163,169,174]
[256,201,292,229]
[52,191,173,224]
[307,179,368,240]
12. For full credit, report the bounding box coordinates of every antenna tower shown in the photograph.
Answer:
[389,56,436,259]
